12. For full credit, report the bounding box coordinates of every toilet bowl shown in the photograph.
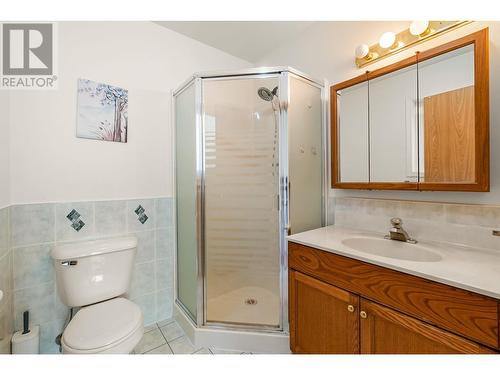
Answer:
[51,237,143,354]
[62,298,143,354]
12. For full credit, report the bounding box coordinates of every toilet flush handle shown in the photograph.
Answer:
[61,260,78,266]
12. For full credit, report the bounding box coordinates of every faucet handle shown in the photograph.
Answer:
[390,217,403,228]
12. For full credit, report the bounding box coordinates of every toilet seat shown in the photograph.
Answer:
[62,297,143,354]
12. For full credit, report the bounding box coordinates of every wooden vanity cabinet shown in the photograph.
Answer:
[288,242,499,354]
[289,270,360,354]
[359,299,494,354]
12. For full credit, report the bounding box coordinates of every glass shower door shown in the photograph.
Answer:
[175,82,199,322]
[203,76,282,328]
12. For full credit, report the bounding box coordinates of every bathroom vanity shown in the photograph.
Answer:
[287,226,500,354]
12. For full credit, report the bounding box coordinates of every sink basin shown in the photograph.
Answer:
[341,237,443,262]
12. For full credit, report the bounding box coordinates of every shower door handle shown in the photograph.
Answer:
[281,176,291,235]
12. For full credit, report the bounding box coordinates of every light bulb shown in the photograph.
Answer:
[355,44,370,59]
[410,21,430,36]
[379,31,396,49]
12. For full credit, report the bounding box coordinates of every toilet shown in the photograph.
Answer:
[51,237,144,354]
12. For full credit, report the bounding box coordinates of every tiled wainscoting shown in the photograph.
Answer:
[0,197,174,354]
[333,197,500,251]
[0,206,13,354]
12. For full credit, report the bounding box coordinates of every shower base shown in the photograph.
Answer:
[207,286,280,327]
[175,300,290,354]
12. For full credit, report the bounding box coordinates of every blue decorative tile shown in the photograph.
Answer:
[66,209,85,232]
[66,209,80,222]
[135,205,145,216]
[138,214,148,224]
[127,199,154,232]
[135,205,148,224]
[56,202,94,241]
[71,219,85,232]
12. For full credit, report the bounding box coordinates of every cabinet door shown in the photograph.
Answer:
[360,299,495,354]
[289,270,359,353]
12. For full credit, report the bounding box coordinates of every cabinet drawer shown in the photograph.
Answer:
[289,242,499,349]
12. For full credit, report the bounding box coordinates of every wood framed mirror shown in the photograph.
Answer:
[331,28,489,191]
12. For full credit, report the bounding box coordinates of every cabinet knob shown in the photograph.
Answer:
[360,311,367,319]
[347,305,355,313]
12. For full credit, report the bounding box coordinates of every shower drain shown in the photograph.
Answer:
[244,298,258,306]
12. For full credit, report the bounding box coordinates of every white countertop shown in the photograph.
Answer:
[287,225,500,300]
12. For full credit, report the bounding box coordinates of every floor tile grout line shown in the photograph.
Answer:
[156,323,175,354]
[160,320,185,343]
[142,341,169,355]
[139,326,168,354]
[165,341,175,354]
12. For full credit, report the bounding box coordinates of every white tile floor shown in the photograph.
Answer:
[133,319,253,354]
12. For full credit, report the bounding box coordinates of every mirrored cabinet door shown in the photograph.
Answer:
[369,65,418,183]
[418,45,475,184]
[331,28,489,191]
[336,81,369,183]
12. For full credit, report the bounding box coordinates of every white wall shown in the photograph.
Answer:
[0,91,10,208]
[8,21,252,205]
[259,21,500,204]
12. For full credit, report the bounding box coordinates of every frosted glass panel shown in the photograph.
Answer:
[288,76,323,234]
[203,77,281,327]
[175,83,198,320]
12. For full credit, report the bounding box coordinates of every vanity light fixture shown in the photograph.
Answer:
[355,43,378,62]
[354,20,471,68]
[379,31,397,49]
[355,43,370,59]
[409,21,431,37]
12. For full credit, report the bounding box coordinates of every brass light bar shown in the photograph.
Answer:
[355,21,472,68]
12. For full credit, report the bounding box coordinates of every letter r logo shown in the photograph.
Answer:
[2,23,53,75]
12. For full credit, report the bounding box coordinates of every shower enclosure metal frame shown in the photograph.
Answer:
[172,66,328,333]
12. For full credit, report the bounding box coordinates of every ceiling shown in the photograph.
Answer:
[155,21,317,62]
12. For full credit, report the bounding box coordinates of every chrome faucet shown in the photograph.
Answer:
[384,217,417,244]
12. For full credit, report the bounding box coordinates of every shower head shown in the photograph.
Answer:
[257,86,278,102]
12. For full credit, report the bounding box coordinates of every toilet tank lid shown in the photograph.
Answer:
[51,236,138,260]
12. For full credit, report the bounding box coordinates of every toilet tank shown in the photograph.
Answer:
[51,237,137,307]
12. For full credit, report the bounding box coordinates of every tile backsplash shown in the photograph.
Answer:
[333,197,500,251]
[3,197,174,354]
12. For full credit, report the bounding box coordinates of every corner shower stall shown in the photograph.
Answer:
[173,67,326,346]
